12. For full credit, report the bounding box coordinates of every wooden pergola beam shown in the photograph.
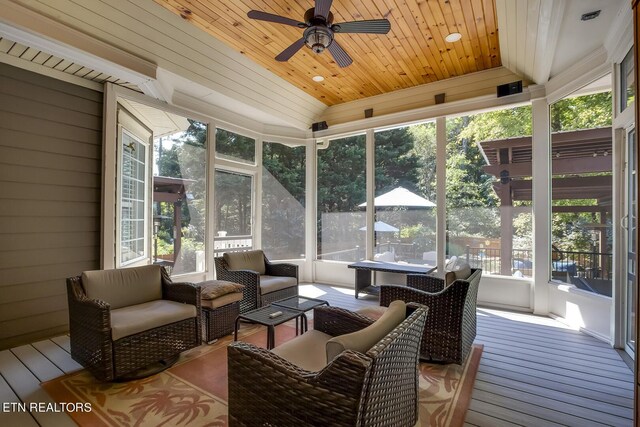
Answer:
[484,155,612,178]
[479,127,612,150]
[552,205,608,213]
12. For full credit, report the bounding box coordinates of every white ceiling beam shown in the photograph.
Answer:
[496,0,566,85]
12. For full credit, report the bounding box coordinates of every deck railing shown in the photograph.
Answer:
[461,246,612,280]
[213,235,252,257]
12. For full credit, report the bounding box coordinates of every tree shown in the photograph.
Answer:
[409,122,437,202]
[262,142,306,259]
[551,92,612,132]
[374,127,420,194]
[216,128,255,162]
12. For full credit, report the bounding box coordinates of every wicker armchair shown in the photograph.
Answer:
[66,265,201,381]
[379,268,482,364]
[214,250,298,313]
[227,304,427,427]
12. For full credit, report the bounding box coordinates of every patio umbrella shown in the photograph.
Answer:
[359,186,436,208]
[359,221,400,232]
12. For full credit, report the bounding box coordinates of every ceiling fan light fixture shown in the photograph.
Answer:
[304,26,334,54]
[445,32,462,43]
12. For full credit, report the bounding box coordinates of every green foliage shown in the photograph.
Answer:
[216,128,255,162]
[317,135,367,213]
[550,92,612,132]
[374,127,420,193]
[262,142,305,205]
[153,120,207,271]
[459,106,532,141]
[409,122,437,202]
[262,142,306,259]
[215,171,252,235]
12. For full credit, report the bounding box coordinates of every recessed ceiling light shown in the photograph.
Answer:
[312,75,325,82]
[445,32,462,43]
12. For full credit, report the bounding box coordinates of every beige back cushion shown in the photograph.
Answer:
[82,265,163,309]
[223,250,266,275]
[326,300,406,362]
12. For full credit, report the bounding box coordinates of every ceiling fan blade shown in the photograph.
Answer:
[275,38,306,62]
[332,19,391,34]
[327,40,353,68]
[314,0,333,19]
[247,10,305,27]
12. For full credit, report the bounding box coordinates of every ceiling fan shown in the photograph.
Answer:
[247,0,391,68]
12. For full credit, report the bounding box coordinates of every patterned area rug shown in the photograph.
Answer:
[42,323,482,426]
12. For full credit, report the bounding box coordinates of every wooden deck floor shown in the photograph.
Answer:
[0,283,633,426]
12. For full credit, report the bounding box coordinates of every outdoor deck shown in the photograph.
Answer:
[0,283,633,426]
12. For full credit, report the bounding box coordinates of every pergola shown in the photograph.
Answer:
[478,127,612,276]
[153,176,195,268]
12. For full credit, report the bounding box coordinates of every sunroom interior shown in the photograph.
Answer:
[0,0,638,425]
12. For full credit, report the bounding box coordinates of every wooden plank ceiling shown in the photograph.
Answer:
[155,0,501,106]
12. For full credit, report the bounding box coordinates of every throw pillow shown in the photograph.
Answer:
[444,256,472,281]
[200,280,245,300]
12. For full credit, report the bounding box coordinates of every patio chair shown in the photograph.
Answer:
[227,301,428,427]
[214,249,298,313]
[376,268,482,364]
[66,265,201,381]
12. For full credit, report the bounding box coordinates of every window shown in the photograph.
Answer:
[446,106,533,277]
[620,48,635,113]
[214,170,253,255]
[153,119,207,275]
[120,129,147,264]
[215,128,255,164]
[549,90,612,294]
[317,134,366,262]
[262,142,306,260]
[373,122,437,265]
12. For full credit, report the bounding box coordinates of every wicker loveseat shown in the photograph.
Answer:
[214,250,298,313]
[378,268,482,365]
[227,301,427,427]
[66,265,201,381]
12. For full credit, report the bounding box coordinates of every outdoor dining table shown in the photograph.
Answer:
[348,260,436,299]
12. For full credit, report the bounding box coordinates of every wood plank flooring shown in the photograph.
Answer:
[0,283,633,426]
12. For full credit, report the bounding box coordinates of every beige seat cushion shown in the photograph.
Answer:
[260,275,297,295]
[83,265,162,309]
[271,330,333,372]
[200,291,243,309]
[223,250,266,275]
[110,300,197,341]
[326,300,406,362]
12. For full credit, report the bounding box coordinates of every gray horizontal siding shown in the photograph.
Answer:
[0,62,102,350]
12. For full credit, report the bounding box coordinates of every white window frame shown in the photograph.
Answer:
[115,108,152,268]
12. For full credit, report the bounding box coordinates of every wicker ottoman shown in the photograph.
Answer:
[199,280,244,344]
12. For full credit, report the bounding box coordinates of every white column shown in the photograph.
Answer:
[206,122,217,279]
[436,117,447,272]
[254,136,263,253]
[366,129,375,260]
[101,83,117,270]
[531,97,551,315]
[304,140,317,282]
